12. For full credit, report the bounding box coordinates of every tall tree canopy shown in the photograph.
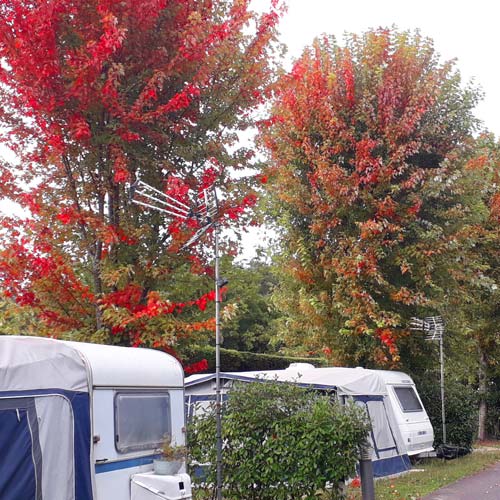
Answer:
[260,29,482,367]
[0,0,282,352]
[443,134,500,439]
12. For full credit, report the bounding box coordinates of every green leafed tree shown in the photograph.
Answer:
[439,133,500,440]
[0,295,40,336]
[218,257,280,352]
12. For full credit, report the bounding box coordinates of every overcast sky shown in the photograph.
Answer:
[254,0,500,136]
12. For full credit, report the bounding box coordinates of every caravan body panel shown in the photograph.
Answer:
[71,342,189,500]
[93,388,187,500]
[375,371,434,455]
[0,336,191,500]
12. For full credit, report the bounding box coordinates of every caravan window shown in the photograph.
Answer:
[115,392,171,453]
[393,386,423,412]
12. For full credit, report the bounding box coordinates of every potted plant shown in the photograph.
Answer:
[153,439,187,475]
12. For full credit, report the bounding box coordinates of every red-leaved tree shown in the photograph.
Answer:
[0,0,282,357]
[260,29,481,367]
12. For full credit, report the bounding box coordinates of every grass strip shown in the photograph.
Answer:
[345,449,500,500]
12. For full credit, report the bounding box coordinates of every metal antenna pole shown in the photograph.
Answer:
[439,335,446,444]
[214,222,223,500]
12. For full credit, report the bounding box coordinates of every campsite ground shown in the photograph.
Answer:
[345,441,500,500]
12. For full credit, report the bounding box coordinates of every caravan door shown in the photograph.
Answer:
[353,396,411,477]
[0,395,78,500]
[0,398,41,500]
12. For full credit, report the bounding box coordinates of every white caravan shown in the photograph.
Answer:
[186,364,434,477]
[0,335,192,500]
[375,370,434,456]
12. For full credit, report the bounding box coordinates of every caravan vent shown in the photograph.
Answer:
[287,363,315,371]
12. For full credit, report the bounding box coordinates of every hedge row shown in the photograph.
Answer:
[183,345,325,373]
[416,375,478,449]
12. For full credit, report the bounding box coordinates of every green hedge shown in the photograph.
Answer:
[416,375,478,449]
[188,380,368,500]
[183,345,325,373]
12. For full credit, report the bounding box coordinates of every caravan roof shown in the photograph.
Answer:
[373,370,415,385]
[186,364,388,396]
[63,339,183,388]
[0,336,184,390]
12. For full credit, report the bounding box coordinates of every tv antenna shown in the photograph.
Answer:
[131,178,225,500]
[410,315,446,443]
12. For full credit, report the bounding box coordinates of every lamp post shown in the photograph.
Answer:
[131,180,224,500]
[410,316,446,443]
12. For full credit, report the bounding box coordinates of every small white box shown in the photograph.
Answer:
[131,472,192,500]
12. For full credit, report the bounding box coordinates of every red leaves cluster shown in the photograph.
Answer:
[0,0,283,189]
[56,206,79,225]
[70,115,92,141]
[100,285,218,319]
[376,328,397,356]
[341,52,356,108]
[111,146,130,183]
[184,358,209,375]
[224,192,258,221]
[350,477,361,488]
[490,193,500,222]
[0,231,95,331]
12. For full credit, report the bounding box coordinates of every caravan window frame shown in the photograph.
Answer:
[114,390,171,454]
[392,386,424,413]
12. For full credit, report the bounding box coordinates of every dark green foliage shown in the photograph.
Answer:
[183,344,325,373]
[486,376,500,439]
[417,376,478,449]
[188,380,369,500]
[219,257,281,353]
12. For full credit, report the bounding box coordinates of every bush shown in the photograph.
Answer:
[188,380,369,500]
[417,376,478,449]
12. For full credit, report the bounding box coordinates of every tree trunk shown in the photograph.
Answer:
[477,346,488,441]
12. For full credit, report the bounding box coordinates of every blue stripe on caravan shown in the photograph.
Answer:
[95,455,161,474]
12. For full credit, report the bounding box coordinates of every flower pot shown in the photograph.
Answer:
[153,459,182,475]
